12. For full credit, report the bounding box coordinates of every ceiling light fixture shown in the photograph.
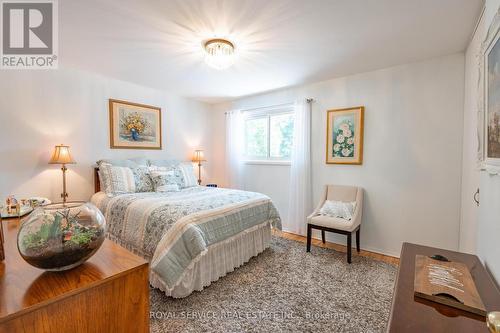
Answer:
[204,38,235,70]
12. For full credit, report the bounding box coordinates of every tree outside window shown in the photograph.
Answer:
[244,109,294,161]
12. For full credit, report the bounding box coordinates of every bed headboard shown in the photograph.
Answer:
[94,167,100,193]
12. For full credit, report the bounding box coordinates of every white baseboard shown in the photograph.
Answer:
[279,228,400,259]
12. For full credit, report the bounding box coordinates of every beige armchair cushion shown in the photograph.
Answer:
[307,185,363,232]
[308,215,358,231]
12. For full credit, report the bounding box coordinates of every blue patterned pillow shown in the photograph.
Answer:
[150,171,180,192]
[149,165,185,188]
[131,167,154,192]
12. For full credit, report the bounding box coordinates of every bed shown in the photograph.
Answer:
[91,167,281,298]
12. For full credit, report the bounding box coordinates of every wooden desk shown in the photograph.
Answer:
[388,242,500,332]
[0,218,150,333]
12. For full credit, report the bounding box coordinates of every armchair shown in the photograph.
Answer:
[306,185,364,263]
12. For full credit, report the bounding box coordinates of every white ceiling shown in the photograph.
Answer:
[60,0,483,103]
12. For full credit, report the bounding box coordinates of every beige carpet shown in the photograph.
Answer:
[150,236,397,333]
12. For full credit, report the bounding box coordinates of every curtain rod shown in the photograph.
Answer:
[225,98,314,114]
[242,102,293,112]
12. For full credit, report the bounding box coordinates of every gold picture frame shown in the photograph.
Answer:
[326,106,364,165]
[483,16,500,166]
[109,99,162,150]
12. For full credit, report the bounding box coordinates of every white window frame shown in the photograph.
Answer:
[243,104,294,165]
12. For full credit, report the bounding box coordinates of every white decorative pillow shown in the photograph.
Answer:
[150,171,180,192]
[149,162,198,188]
[177,162,198,188]
[148,165,168,172]
[319,200,357,220]
[98,163,136,195]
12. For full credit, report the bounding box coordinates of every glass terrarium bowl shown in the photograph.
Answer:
[17,201,106,271]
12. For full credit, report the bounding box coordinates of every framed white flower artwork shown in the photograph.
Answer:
[326,106,364,165]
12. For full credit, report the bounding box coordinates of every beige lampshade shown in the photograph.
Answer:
[49,144,76,164]
[488,312,500,333]
[192,149,207,162]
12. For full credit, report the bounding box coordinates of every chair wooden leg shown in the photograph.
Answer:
[321,230,325,243]
[356,228,360,253]
[306,224,312,252]
[347,233,352,264]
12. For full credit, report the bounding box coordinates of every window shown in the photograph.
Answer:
[244,106,294,161]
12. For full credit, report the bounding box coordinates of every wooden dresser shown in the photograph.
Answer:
[388,242,500,332]
[0,218,150,333]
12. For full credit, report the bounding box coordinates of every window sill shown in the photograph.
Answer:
[244,160,291,166]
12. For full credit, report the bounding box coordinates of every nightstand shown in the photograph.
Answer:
[0,218,150,332]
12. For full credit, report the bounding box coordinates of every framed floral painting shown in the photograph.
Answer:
[109,99,162,149]
[326,106,364,164]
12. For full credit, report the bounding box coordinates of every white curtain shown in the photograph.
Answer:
[225,110,244,189]
[287,100,312,235]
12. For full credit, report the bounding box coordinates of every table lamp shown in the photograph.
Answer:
[49,144,76,204]
[192,149,206,185]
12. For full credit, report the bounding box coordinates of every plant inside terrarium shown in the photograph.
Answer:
[20,208,104,270]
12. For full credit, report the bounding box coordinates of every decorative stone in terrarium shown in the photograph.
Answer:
[17,202,106,271]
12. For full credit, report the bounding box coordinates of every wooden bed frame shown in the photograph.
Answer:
[94,167,101,193]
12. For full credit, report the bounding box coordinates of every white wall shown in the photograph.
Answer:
[478,172,500,285]
[0,67,213,203]
[460,7,485,254]
[462,0,500,285]
[212,54,465,257]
